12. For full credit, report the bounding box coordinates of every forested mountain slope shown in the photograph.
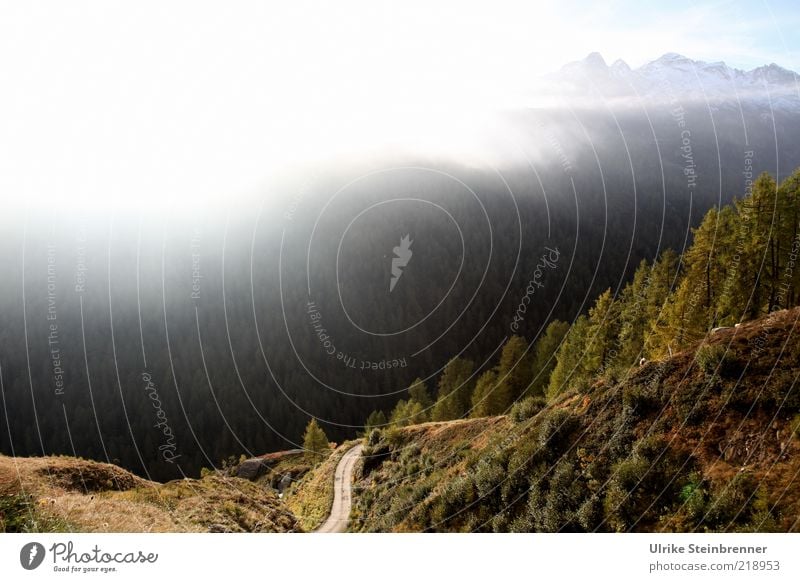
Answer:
[351,307,800,532]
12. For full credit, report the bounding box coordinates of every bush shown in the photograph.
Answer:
[366,428,382,447]
[473,460,505,498]
[696,344,738,377]
[602,484,631,532]
[670,379,709,425]
[361,440,391,476]
[537,408,579,451]
[539,460,583,531]
[614,457,651,492]
[633,434,667,462]
[602,456,652,532]
[510,396,547,422]
[791,413,800,437]
[577,495,602,531]
[622,383,660,414]
[738,488,779,532]
[703,473,756,528]
[679,472,707,520]
[764,371,800,410]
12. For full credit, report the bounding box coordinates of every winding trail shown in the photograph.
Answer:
[315,444,362,533]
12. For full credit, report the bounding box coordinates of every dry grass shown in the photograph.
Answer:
[0,454,299,532]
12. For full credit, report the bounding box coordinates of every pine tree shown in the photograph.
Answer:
[470,369,498,418]
[777,170,800,307]
[528,320,570,398]
[363,410,387,433]
[616,262,651,367]
[431,357,475,421]
[642,249,679,358]
[547,315,589,399]
[735,173,777,319]
[653,206,728,355]
[389,399,426,427]
[492,335,533,412]
[583,289,621,377]
[770,170,800,309]
[407,377,433,417]
[302,418,330,461]
[713,203,751,324]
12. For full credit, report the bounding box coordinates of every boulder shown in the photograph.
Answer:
[278,473,293,492]
[236,458,271,480]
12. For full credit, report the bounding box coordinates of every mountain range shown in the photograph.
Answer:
[539,52,799,109]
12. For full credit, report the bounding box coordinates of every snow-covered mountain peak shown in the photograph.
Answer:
[541,52,800,109]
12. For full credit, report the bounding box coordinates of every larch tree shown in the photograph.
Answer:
[583,288,621,377]
[547,315,589,400]
[492,335,533,413]
[302,418,330,461]
[470,369,499,418]
[528,320,570,398]
[431,357,475,421]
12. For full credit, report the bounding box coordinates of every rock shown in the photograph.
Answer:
[236,458,271,480]
[278,473,293,492]
[235,449,305,481]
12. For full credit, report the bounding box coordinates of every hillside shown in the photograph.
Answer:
[3,308,798,534]
[349,308,800,532]
[0,455,300,533]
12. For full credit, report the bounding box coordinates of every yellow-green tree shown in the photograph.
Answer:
[431,357,475,421]
[407,377,433,416]
[470,369,499,418]
[583,289,620,377]
[547,315,589,399]
[528,320,570,397]
[491,335,532,413]
[302,418,330,461]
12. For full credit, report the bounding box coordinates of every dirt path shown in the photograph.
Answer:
[315,444,362,533]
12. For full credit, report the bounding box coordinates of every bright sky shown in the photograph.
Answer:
[0,0,798,209]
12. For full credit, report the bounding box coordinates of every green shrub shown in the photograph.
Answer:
[577,494,602,531]
[696,344,737,377]
[633,434,667,461]
[670,380,709,425]
[679,472,707,520]
[622,383,660,414]
[737,488,779,532]
[510,396,547,422]
[764,371,800,410]
[703,473,756,528]
[539,460,583,531]
[791,413,800,437]
[602,483,631,532]
[473,460,505,498]
[366,428,382,447]
[537,408,578,451]
[614,457,651,492]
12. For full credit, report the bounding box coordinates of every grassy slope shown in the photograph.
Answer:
[0,455,299,532]
[352,308,800,532]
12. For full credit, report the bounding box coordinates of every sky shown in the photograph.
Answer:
[0,0,798,210]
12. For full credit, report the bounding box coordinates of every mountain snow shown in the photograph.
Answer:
[539,52,800,110]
